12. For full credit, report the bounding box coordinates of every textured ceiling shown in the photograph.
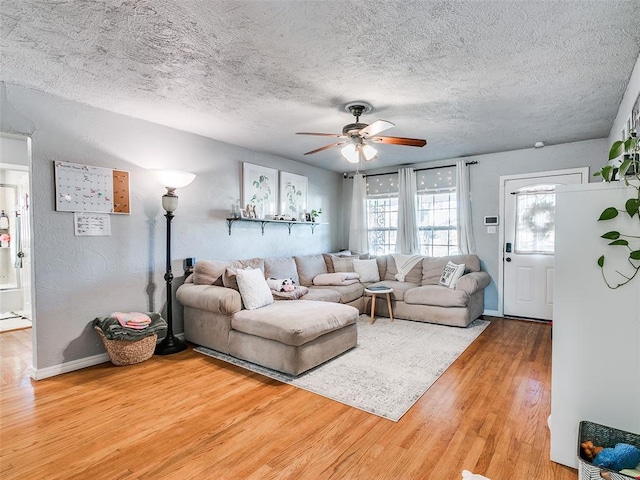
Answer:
[1,1,640,172]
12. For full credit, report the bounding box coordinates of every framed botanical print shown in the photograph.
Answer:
[279,171,308,219]
[242,163,278,218]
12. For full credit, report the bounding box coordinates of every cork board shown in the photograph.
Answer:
[54,161,130,214]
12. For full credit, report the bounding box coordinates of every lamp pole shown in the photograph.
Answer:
[150,169,195,355]
[154,202,187,355]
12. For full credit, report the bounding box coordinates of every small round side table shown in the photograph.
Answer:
[364,287,394,324]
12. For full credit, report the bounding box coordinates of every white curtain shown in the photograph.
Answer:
[348,173,368,253]
[456,159,476,254]
[396,168,419,254]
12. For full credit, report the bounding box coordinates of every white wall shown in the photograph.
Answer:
[1,83,342,372]
[609,52,640,145]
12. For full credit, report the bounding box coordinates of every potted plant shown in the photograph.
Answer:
[310,208,322,222]
[593,132,640,288]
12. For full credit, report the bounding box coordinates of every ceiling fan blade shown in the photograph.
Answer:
[303,141,347,155]
[359,120,394,137]
[370,136,427,147]
[296,132,346,138]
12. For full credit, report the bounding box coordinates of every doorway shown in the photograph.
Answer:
[498,168,588,320]
[0,133,32,334]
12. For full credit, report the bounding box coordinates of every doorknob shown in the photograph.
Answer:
[505,257,512,262]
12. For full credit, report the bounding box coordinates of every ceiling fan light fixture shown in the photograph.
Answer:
[362,144,378,162]
[341,143,377,163]
[341,144,360,163]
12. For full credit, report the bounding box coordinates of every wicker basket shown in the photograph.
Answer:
[578,421,640,480]
[94,326,157,366]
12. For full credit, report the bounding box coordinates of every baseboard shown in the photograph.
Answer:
[28,333,186,380]
[29,352,110,380]
[482,309,500,317]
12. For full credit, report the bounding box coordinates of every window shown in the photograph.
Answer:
[417,188,458,256]
[364,169,459,256]
[367,195,398,256]
[514,185,557,254]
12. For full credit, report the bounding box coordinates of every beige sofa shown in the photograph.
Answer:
[365,254,490,328]
[176,252,490,375]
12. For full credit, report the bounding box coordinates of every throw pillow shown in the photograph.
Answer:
[235,267,274,310]
[353,258,380,283]
[332,256,355,273]
[439,261,466,289]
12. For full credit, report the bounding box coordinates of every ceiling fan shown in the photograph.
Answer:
[296,102,427,163]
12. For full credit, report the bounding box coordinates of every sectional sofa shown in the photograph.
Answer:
[176,252,490,375]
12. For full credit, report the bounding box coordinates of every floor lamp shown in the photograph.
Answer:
[152,169,196,355]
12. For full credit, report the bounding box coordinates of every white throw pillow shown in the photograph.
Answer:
[353,258,380,283]
[235,267,274,310]
[439,261,465,289]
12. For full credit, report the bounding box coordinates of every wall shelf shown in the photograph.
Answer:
[225,217,323,236]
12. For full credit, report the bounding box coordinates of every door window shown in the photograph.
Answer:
[514,184,557,254]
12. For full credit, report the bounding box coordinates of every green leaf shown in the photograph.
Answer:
[625,198,639,218]
[601,231,620,240]
[619,158,631,177]
[600,165,614,182]
[623,137,636,153]
[597,255,605,267]
[608,239,629,246]
[598,207,619,221]
[630,250,640,261]
[609,140,624,160]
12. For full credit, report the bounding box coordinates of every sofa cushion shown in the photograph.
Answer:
[264,256,299,285]
[176,284,242,316]
[231,300,358,346]
[193,260,230,286]
[236,267,274,310]
[364,280,419,301]
[422,255,481,285]
[294,254,328,286]
[404,285,470,307]
[384,254,423,284]
[375,255,387,280]
[223,258,265,291]
[307,283,364,304]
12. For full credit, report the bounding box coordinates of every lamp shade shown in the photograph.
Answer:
[151,169,196,190]
[341,144,377,164]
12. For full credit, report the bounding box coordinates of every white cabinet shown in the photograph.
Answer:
[551,181,640,468]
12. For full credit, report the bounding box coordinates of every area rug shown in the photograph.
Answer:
[194,315,489,421]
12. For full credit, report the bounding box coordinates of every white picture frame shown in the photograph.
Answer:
[279,172,308,219]
[242,163,278,218]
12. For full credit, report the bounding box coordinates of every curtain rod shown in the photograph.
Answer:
[346,161,478,179]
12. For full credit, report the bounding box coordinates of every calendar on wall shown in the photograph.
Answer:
[54,161,130,214]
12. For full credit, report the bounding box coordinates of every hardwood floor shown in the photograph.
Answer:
[0,319,576,479]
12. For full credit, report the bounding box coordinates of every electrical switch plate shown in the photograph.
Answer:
[487,226,496,234]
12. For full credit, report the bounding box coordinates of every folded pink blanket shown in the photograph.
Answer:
[111,312,152,330]
[312,272,360,286]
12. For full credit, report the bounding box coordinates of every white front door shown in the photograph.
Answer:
[501,169,588,320]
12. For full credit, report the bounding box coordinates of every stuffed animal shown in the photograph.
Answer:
[267,277,296,292]
[461,471,490,480]
[593,443,640,472]
[581,440,604,460]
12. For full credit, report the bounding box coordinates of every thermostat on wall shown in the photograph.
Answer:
[484,216,499,226]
